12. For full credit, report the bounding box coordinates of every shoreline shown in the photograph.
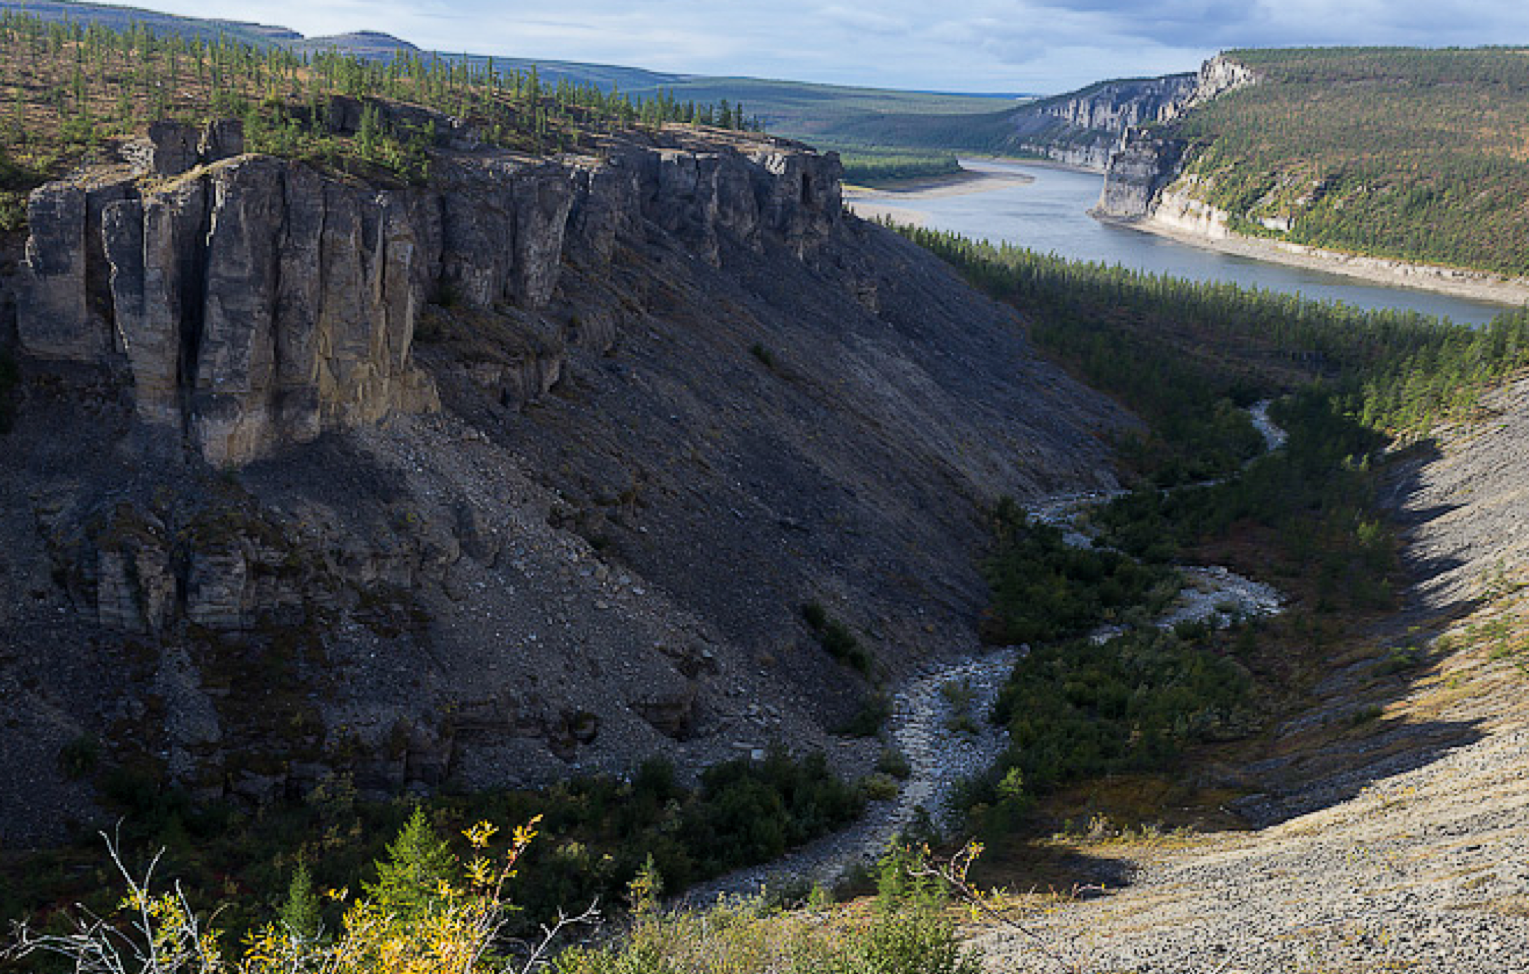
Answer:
[959,154,1104,176]
[1105,212,1529,310]
[843,163,1037,227]
[845,158,1529,310]
[842,165,1032,200]
[843,200,929,226]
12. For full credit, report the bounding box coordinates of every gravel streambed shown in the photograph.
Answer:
[686,404,1290,903]
[684,647,1019,903]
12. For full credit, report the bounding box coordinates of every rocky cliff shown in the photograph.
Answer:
[0,117,1128,845]
[15,121,842,467]
[1095,54,1256,218]
[1008,73,1196,171]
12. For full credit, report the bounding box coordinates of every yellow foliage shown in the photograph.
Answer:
[6,818,556,974]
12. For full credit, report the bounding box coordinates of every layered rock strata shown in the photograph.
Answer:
[15,128,842,465]
[1095,54,1256,218]
[1010,73,1196,171]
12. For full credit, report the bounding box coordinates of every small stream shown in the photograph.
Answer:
[687,404,1289,902]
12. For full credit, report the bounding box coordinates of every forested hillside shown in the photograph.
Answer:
[1168,47,1529,275]
[0,10,761,228]
[0,0,1016,186]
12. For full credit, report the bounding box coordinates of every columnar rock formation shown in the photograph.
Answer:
[15,126,843,465]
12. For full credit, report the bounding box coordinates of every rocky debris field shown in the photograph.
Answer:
[973,726,1529,973]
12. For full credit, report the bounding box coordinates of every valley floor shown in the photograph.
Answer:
[967,379,1529,973]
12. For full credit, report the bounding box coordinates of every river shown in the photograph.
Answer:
[848,159,1514,327]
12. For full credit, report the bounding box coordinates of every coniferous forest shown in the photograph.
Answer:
[0,11,759,225]
[1167,47,1529,275]
[894,222,1529,829]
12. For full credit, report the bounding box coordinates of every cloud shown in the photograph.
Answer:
[96,0,1529,93]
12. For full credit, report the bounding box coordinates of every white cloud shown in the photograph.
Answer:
[90,0,1529,93]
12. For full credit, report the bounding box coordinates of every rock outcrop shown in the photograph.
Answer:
[1095,54,1257,219]
[14,128,843,465]
[1095,134,1186,218]
[0,117,1125,846]
[1008,73,1197,171]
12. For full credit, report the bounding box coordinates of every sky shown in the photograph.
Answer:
[111,1,1529,94]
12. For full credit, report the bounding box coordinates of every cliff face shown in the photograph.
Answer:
[1095,54,1256,218]
[0,120,1126,845]
[15,125,842,466]
[1007,73,1196,171]
[1095,135,1187,218]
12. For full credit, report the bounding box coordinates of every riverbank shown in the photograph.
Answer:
[844,166,1034,225]
[844,166,1034,197]
[961,154,1103,176]
[1113,212,1529,310]
[837,167,1039,227]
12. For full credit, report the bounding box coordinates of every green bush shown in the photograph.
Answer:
[802,601,827,630]
[681,748,865,874]
[876,748,912,780]
[981,499,1177,646]
[990,627,1256,794]
[803,603,873,675]
[835,691,891,737]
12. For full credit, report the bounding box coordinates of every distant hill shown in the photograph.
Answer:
[0,0,1024,152]
[1132,48,1529,277]
[0,0,298,45]
[291,30,419,59]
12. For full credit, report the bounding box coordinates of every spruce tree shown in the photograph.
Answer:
[362,807,457,922]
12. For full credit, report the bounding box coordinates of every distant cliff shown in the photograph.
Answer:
[1096,49,1529,284]
[1095,55,1256,219]
[1007,73,1196,171]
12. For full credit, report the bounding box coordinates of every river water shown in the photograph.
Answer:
[850,159,1514,327]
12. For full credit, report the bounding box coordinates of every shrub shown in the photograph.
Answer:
[859,773,900,802]
[981,503,1176,646]
[802,601,827,631]
[58,734,99,780]
[836,691,891,737]
[681,748,864,874]
[554,893,979,974]
[876,749,912,780]
[990,627,1256,794]
[5,814,582,974]
[803,602,873,675]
